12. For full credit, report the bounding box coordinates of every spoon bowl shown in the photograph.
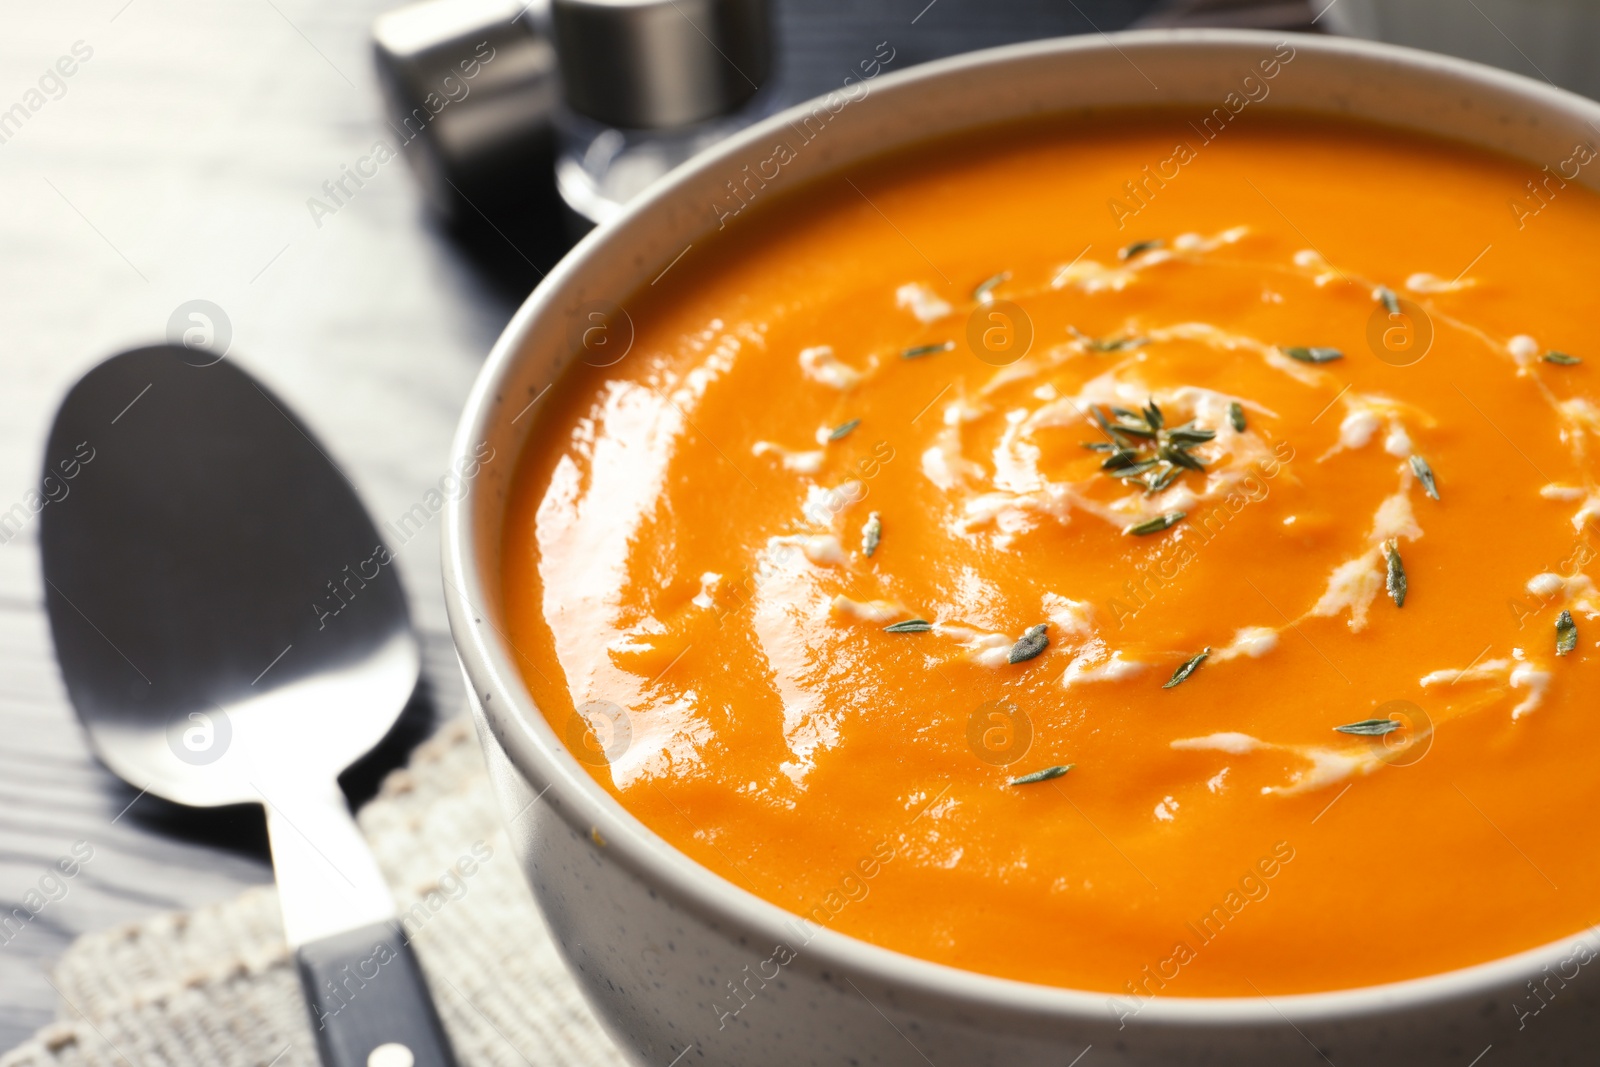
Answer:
[41,345,417,805]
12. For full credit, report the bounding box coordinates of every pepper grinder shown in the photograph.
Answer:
[372,0,561,223]
[547,0,772,227]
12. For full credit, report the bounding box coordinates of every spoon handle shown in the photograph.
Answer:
[297,921,459,1067]
[262,782,458,1066]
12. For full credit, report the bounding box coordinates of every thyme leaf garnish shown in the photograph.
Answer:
[1409,454,1439,500]
[973,271,1010,303]
[1376,286,1401,315]
[1069,327,1146,353]
[1544,350,1582,365]
[1102,449,1141,471]
[1161,445,1205,472]
[1284,346,1344,364]
[1229,401,1247,433]
[1081,441,1116,452]
[1163,647,1210,688]
[1557,609,1577,656]
[862,511,882,557]
[829,418,860,441]
[1111,459,1161,480]
[1145,466,1181,493]
[1091,404,1125,445]
[1120,239,1163,260]
[1089,402,1213,492]
[884,618,931,633]
[1008,624,1049,664]
[903,341,954,360]
[1383,539,1407,607]
[1125,511,1186,536]
[1334,718,1401,736]
[1009,764,1073,785]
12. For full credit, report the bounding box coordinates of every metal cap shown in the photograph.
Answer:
[550,0,770,130]
[373,0,560,218]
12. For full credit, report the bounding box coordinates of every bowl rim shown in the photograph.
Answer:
[443,26,1600,1027]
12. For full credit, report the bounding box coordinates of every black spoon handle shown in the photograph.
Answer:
[296,921,458,1067]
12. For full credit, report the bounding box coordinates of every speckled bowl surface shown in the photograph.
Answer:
[444,30,1600,1065]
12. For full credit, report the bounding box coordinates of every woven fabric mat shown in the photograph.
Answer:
[0,719,624,1067]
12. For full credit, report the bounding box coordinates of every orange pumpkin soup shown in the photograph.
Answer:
[501,112,1600,997]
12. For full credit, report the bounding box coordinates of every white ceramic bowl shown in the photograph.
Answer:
[443,30,1600,1064]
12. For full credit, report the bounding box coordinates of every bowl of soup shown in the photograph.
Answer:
[444,28,1600,1064]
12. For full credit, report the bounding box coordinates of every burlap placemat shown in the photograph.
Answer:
[0,718,624,1067]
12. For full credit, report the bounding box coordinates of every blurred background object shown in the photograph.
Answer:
[549,0,773,227]
[375,0,1218,243]
[1323,0,1600,101]
[373,0,559,227]
[1139,0,1321,29]
[549,0,770,130]
[370,0,1342,236]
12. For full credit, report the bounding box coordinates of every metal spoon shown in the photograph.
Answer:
[39,345,457,1067]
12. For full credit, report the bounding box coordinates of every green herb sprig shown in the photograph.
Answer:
[884,619,931,633]
[1229,401,1247,433]
[903,341,954,360]
[1544,350,1582,366]
[1119,239,1163,260]
[1163,647,1210,688]
[1284,346,1343,364]
[1375,286,1401,315]
[973,272,1009,302]
[1009,764,1073,785]
[1383,539,1407,607]
[1008,624,1049,664]
[1557,609,1577,656]
[1091,400,1215,495]
[1334,718,1400,736]
[828,418,860,441]
[1125,511,1187,536]
[1069,326,1147,353]
[862,511,882,558]
[1409,454,1439,500]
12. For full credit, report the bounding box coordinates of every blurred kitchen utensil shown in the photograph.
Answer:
[550,0,769,128]
[39,346,455,1067]
[549,0,773,226]
[373,0,560,223]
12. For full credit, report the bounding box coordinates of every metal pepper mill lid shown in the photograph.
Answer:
[372,0,560,220]
[549,0,771,130]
